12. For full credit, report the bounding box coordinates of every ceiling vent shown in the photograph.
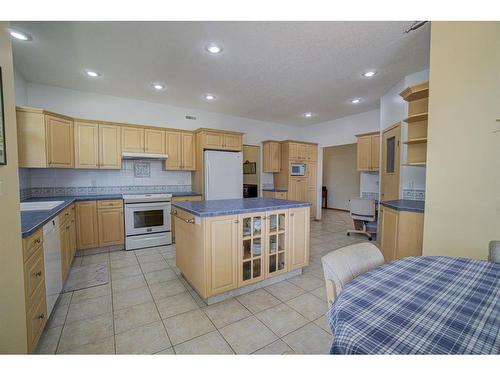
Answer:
[185,115,197,120]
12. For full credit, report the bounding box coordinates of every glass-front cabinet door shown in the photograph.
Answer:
[266,210,288,277]
[238,211,266,286]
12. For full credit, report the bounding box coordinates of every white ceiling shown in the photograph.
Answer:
[11,21,430,126]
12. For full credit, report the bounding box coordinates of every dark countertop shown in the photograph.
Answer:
[21,192,201,238]
[171,192,202,197]
[172,197,311,217]
[381,199,425,213]
[263,188,288,192]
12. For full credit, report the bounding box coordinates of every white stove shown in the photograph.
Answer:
[123,193,173,250]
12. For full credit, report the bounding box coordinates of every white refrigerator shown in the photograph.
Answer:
[204,150,243,200]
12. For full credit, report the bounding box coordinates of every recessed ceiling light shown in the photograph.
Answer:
[350,98,361,104]
[9,29,31,41]
[205,43,223,55]
[203,93,216,101]
[84,70,101,78]
[152,83,165,91]
[302,112,315,118]
[362,70,377,78]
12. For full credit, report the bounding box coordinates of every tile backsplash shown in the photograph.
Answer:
[402,189,426,201]
[20,160,193,199]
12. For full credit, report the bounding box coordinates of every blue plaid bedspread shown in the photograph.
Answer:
[327,256,500,354]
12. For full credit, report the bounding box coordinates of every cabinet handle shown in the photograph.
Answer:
[66,226,70,230]
[172,209,178,215]
[37,313,45,320]
[290,213,295,217]
[34,239,41,244]
[234,220,239,224]
[34,271,42,277]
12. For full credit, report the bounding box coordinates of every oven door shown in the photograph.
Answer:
[124,201,171,236]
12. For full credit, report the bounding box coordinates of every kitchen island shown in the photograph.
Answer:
[172,198,311,304]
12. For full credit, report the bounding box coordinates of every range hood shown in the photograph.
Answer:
[122,152,168,160]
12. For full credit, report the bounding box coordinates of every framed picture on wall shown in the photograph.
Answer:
[243,160,256,174]
[0,67,6,165]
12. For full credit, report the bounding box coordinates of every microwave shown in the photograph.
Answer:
[290,163,306,176]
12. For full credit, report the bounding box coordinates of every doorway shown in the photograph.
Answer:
[322,143,360,210]
[380,123,401,201]
[243,144,260,198]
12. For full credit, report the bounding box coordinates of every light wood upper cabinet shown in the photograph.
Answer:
[17,109,48,168]
[371,134,380,171]
[74,121,99,169]
[46,115,74,168]
[289,207,310,270]
[75,201,99,250]
[165,131,182,169]
[165,131,195,171]
[263,141,281,173]
[204,131,224,149]
[99,124,122,169]
[145,128,166,154]
[181,132,196,170]
[197,129,243,152]
[122,127,145,152]
[288,142,299,160]
[356,135,372,171]
[17,108,77,168]
[224,133,242,151]
[356,132,380,171]
[307,144,317,162]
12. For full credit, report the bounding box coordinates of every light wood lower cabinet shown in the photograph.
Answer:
[171,196,202,241]
[175,206,310,299]
[98,203,124,247]
[288,178,307,201]
[22,229,48,353]
[380,207,424,262]
[207,215,239,295]
[289,207,310,270]
[75,201,99,249]
[76,200,124,250]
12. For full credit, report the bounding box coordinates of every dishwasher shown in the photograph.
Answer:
[43,217,62,316]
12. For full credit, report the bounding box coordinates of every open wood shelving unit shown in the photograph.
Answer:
[400,81,429,166]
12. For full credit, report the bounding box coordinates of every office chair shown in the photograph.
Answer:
[347,197,376,241]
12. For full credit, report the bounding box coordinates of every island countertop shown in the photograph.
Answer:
[172,197,311,217]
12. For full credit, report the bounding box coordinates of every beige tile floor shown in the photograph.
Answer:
[36,209,373,355]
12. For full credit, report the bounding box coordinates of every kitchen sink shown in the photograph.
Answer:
[20,201,65,211]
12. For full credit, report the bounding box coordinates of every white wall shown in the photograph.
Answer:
[379,69,429,199]
[13,69,27,106]
[25,83,302,144]
[300,109,380,147]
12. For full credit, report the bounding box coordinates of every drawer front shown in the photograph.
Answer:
[26,284,48,353]
[171,207,196,223]
[172,196,202,203]
[59,205,74,224]
[276,192,287,199]
[24,246,45,306]
[23,229,43,262]
[97,199,123,209]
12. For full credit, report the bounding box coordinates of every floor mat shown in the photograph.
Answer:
[62,263,109,293]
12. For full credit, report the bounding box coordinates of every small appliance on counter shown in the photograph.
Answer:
[123,193,172,250]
